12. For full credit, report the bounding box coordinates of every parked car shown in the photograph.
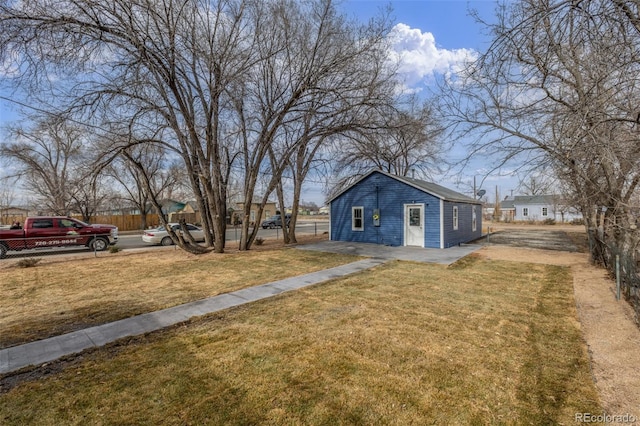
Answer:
[261,214,291,229]
[0,216,118,258]
[142,223,205,246]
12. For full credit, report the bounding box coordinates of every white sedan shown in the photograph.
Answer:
[142,223,206,246]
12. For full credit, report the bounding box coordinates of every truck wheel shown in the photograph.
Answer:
[89,237,109,252]
[0,243,7,259]
[161,236,174,246]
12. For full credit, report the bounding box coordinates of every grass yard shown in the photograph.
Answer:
[0,253,600,424]
[0,248,359,348]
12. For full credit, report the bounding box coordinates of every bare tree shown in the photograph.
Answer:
[493,186,501,222]
[70,173,113,222]
[0,0,397,253]
[0,177,14,207]
[0,115,87,215]
[439,0,640,265]
[0,176,16,222]
[233,0,397,249]
[518,174,554,196]
[0,0,260,253]
[331,95,445,195]
[106,144,179,230]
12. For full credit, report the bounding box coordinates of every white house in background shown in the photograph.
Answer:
[512,195,582,222]
[484,198,516,222]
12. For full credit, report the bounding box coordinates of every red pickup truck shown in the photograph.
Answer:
[0,216,118,258]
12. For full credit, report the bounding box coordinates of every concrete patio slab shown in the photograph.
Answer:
[295,240,481,265]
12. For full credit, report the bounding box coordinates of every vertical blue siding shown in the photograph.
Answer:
[330,171,481,248]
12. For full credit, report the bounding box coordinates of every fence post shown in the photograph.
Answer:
[616,254,621,301]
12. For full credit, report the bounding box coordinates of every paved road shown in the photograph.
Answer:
[1,221,330,259]
[118,221,329,250]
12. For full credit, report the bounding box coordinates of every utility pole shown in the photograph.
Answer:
[473,176,477,199]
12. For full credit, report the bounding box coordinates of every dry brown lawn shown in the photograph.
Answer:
[0,240,602,424]
[0,237,359,349]
[479,243,640,421]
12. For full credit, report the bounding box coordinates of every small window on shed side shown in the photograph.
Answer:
[472,207,477,232]
[453,206,459,230]
[352,206,364,231]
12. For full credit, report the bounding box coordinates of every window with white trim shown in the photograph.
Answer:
[453,206,459,230]
[523,207,529,217]
[472,207,477,232]
[542,207,548,217]
[352,206,364,231]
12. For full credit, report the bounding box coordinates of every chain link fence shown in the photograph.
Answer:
[590,227,640,323]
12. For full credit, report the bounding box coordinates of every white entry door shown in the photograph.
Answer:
[404,204,424,247]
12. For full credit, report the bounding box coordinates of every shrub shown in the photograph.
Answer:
[109,246,122,254]
[543,218,556,225]
[16,258,41,268]
[255,237,265,246]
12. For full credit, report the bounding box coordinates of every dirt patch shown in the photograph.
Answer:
[485,229,579,251]
[478,243,640,420]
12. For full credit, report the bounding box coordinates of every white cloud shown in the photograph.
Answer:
[388,23,477,89]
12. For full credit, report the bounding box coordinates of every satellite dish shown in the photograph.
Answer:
[476,189,486,197]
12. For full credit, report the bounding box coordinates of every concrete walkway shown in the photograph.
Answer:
[0,258,385,375]
[0,242,480,375]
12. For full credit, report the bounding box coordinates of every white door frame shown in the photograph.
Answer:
[404,203,424,247]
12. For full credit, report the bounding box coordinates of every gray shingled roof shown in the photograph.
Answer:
[499,198,515,209]
[329,170,481,204]
[512,195,559,205]
[394,174,480,204]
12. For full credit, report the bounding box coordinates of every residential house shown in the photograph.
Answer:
[512,195,582,222]
[170,201,202,224]
[233,201,277,225]
[484,197,516,222]
[0,206,30,226]
[329,170,483,248]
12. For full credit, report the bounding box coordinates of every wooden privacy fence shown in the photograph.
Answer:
[90,213,201,230]
[0,215,27,227]
[87,214,162,231]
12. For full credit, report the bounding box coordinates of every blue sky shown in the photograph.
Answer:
[324,0,513,202]
[341,0,497,51]
[0,0,510,205]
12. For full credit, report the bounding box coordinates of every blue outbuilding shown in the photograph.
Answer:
[329,170,482,248]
